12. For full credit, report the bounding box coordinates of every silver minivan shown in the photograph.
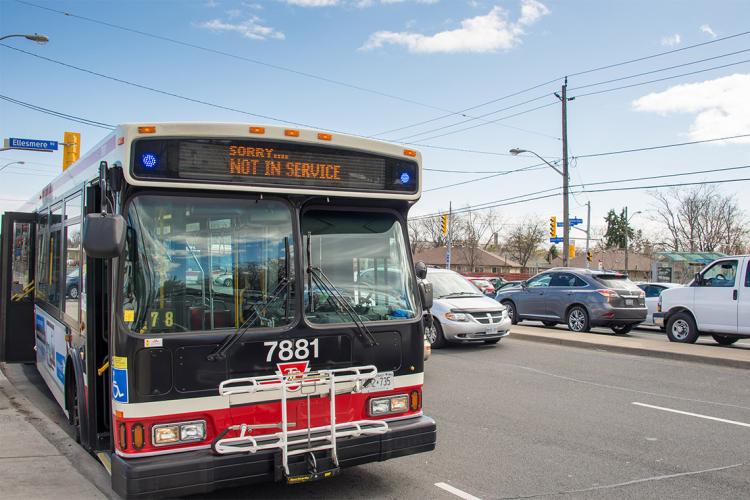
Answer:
[424,268,511,348]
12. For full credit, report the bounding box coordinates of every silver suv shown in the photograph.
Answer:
[425,268,511,348]
[495,267,647,334]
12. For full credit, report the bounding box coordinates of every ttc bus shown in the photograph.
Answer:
[0,123,436,498]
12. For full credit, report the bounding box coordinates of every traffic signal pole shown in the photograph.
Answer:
[560,79,570,267]
[585,201,591,269]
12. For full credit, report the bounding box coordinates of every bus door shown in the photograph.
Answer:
[0,212,36,363]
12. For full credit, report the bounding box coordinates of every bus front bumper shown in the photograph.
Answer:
[111,415,436,499]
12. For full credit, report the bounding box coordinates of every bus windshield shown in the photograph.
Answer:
[302,210,417,324]
[122,195,295,334]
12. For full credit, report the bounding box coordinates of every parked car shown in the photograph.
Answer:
[486,277,506,290]
[654,255,750,345]
[66,269,80,299]
[424,268,510,348]
[636,282,682,327]
[423,334,432,360]
[495,268,647,334]
[496,280,521,291]
[467,277,496,296]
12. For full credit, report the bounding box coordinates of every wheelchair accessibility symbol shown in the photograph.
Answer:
[112,367,129,403]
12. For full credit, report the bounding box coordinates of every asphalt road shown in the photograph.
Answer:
[6,328,750,499]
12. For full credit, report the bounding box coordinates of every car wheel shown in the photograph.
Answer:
[502,301,518,325]
[611,324,633,335]
[542,321,557,328]
[712,335,739,346]
[566,306,590,333]
[68,286,78,299]
[484,338,501,345]
[666,312,698,343]
[223,278,232,287]
[426,320,447,349]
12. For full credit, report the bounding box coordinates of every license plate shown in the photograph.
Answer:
[485,324,498,334]
[625,299,634,306]
[363,371,394,393]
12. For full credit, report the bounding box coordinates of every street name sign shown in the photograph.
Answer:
[4,137,58,152]
[550,237,564,243]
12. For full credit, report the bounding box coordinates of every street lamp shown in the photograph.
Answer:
[624,207,642,274]
[510,147,570,265]
[0,161,26,173]
[0,33,49,43]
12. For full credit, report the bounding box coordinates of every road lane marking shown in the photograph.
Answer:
[632,402,750,428]
[435,482,482,500]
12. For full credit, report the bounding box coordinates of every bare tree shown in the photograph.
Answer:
[453,210,501,271]
[503,218,546,271]
[650,186,749,253]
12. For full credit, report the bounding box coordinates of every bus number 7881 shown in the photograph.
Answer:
[264,338,320,362]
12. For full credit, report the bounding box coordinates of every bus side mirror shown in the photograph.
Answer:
[83,213,126,259]
[415,261,428,280]
[419,280,433,310]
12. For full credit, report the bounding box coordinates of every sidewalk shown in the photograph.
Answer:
[510,324,750,369]
[0,366,106,499]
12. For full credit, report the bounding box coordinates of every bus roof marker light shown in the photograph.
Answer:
[138,126,157,134]
[141,152,159,169]
[399,172,411,184]
[284,129,300,137]
[249,127,265,134]
[403,149,417,157]
[317,133,332,141]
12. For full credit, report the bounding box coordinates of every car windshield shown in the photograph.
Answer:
[472,279,491,287]
[594,275,641,291]
[122,195,295,334]
[429,272,483,298]
[302,210,417,324]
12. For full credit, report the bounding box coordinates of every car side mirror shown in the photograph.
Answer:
[521,281,528,289]
[83,213,126,259]
[415,261,428,280]
[693,272,703,286]
[419,280,433,310]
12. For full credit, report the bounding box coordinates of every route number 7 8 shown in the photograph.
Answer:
[264,338,320,362]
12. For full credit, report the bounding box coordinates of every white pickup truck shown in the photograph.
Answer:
[654,255,749,345]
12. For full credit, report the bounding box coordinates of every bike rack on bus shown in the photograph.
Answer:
[212,365,389,479]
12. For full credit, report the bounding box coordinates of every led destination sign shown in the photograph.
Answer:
[132,138,418,194]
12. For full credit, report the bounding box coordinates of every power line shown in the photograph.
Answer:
[575,133,750,158]
[414,164,750,220]
[572,58,750,99]
[376,29,750,137]
[0,44,335,132]
[424,162,553,192]
[0,94,115,130]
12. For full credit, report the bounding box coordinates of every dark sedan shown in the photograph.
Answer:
[495,267,647,334]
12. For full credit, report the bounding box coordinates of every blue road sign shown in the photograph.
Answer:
[5,137,58,151]
[570,218,584,225]
[550,237,564,243]
[445,250,451,264]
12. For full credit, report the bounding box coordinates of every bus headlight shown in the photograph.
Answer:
[153,420,206,446]
[368,395,409,416]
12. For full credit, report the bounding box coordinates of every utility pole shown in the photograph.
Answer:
[585,201,591,269]
[447,202,452,270]
[557,78,572,267]
[624,206,629,274]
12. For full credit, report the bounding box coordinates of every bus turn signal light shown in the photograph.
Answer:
[284,129,300,137]
[410,390,421,411]
[118,422,128,450]
[132,423,145,450]
[249,127,265,134]
[138,126,157,134]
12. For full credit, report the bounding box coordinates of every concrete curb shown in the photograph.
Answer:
[509,331,750,370]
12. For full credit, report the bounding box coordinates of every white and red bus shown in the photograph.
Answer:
[0,123,436,497]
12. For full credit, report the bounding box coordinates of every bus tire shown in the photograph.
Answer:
[65,376,81,443]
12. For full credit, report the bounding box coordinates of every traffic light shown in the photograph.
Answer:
[63,132,81,170]
[587,250,593,263]
[569,241,576,259]
[549,216,557,238]
[441,214,449,236]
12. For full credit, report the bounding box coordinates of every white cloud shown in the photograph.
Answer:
[282,0,341,6]
[699,24,717,38]
[632,73,750,144]
[199,16,285,40]
[660,33,681,47]
[361,0,549,54]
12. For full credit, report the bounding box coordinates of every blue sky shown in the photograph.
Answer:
[1,0,749,241]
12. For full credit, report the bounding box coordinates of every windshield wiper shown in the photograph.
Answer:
[207,237,292,362]
[305,233,378,348]
[444,291,481,297]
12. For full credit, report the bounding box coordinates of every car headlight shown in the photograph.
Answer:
[445,312,468,321]
[153,421,206,446]
[368,395,410,416]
